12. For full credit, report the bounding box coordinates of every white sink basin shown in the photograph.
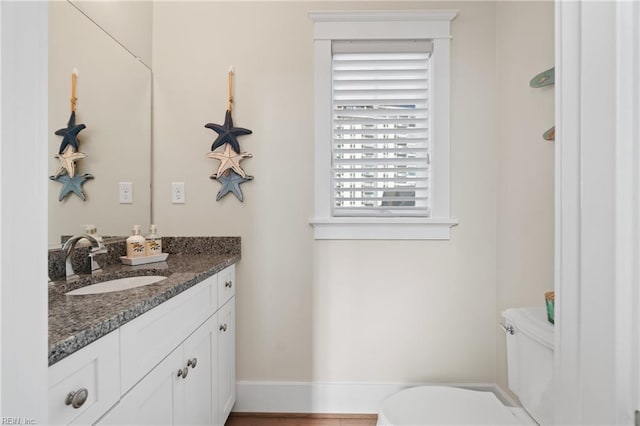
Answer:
[66,276,166,296]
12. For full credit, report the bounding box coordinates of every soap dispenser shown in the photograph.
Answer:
[76,224,100,247]
[126,225,145,258]
[145,224,162,256]
[84,224,102,243]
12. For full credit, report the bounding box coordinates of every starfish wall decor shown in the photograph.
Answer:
[211,170,253,202]
[205,68,254,202]
[55,110,87,154]
[207,144,252,178]
[50,70,94,201]
[205,109,252,154]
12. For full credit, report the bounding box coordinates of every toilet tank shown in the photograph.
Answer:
[502,307,554,425]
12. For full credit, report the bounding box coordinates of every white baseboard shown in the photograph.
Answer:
[234,381,518,414]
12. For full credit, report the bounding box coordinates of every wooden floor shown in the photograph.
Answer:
[225,413,378,426]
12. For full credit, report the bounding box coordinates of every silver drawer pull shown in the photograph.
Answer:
[65,388,88,409]
[219,324,227,332]
[499,323,515,335]
[225,281,233,288]
[177,367,189,379]
[187,357,198,369]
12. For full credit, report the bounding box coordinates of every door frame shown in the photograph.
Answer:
[554,1,640,424]
[0,0,49,420]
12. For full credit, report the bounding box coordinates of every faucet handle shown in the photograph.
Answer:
[89,255,102,274]
[90,245,108,254]
[88,248,106,274]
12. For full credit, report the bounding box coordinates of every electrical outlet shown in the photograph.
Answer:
[119,182,133,204]
[172,182,185,204]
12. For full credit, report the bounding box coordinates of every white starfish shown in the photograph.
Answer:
[54,145,87,178]
[207,144,252,178]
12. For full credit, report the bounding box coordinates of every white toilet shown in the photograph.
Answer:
[377,306,554,425]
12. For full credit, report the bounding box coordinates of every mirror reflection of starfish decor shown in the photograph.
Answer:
[205,67,254,202]
[50,70,94,201]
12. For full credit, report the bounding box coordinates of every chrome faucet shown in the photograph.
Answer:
[62,233,108,280]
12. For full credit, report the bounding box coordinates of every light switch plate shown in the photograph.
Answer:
[119,182,133,204]
[171,182,185,204]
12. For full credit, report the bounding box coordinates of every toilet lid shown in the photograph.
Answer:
[379,386,522,425]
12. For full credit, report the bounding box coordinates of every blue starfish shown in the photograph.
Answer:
[205,110,252,154]
[211,170,253,202]
[55,111,87,154]
[50,173,94,201]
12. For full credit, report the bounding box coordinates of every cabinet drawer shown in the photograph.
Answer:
[120,274,216,394]
[48,331,119,425]
[217,265,236,308]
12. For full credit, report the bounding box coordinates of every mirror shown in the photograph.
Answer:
[68,1,153,68]
[48,1,152,247]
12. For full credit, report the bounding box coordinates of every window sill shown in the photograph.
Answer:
[309,217,458,240]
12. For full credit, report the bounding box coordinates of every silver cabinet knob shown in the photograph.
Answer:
[225,281,233,288]
[219,324,227,332]
[177,367,189,379]
[187,357,198,369]
[65,388,88,409]
[500,323,515,335]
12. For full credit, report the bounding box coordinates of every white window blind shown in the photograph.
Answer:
[332,40,432,217]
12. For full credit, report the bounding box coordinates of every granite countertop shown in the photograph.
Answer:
[48,237,240,366]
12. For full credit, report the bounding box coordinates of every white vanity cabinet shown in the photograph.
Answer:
[49,264,237,426]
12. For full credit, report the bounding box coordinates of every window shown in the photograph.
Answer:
[332,40,432,217]
[309,11,458,240]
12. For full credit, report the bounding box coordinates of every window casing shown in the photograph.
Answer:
[309,11,458,240]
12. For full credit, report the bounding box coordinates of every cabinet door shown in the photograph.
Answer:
[120,274,215,394]
[97,346,185,425]
[182,313,218,426]
[48,331,119,426]
[217,298,236,425]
